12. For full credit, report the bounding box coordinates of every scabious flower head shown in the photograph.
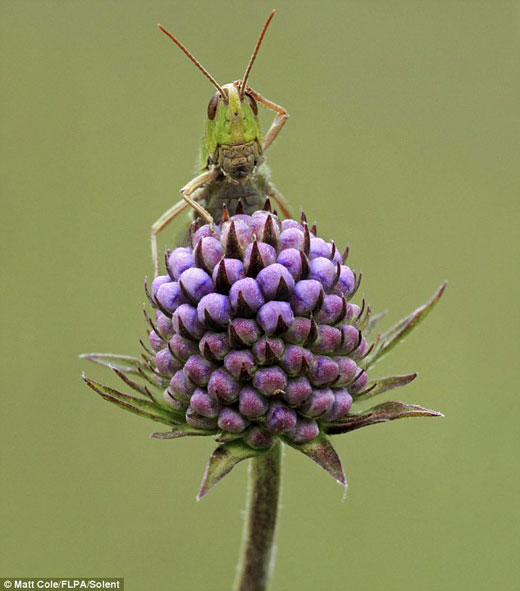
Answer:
[83,200,445,497]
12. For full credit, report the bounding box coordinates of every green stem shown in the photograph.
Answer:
[234,441,282,591]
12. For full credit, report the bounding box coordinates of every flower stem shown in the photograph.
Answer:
[234,440,282,591]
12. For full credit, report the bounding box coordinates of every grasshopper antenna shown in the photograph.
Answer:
[158,24,225,97]
[239,10,276,98]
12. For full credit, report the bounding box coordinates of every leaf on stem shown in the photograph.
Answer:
[354,373,417,402]
[151,424,217,439]
[80,352,149,376]
[285,434,346,487]
[325,400,443,435]
[362,282,446,369]
[197,441,262,500]
[82,374,178,426]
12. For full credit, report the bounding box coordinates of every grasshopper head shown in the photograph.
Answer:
[204,83,261,179]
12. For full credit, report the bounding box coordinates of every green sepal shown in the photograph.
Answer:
[197,440,263,500]
[285,433,346,487]
[324,400,443,436]
[151,424,217,439]
[362,282,446,369]
[82,374,180,426]
[214,430,246,443]
[354,373,417,402]
[80,353,148,376]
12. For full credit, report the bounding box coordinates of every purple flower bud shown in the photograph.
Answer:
[163,389,188,410]
[339,325,361,354]
[266,402,297,434]
[350,337,369,360]
[314,294,345,325]
[199,332,230,361]
[186,407,218,430]
[229,318,261,346]
[172,304,205,338]
[179,268,214,302]
[208,368,239,403]
[309,237,331,259]
[243,426,275,450]
[155,311,174,338]
[212,258,245,287]
[156,282,187,313]
[169,334,199,361]
[198,236,224,270]
[333,265,355,297]
[243,241,276,273]
[350,370,368,393]
[257,301,294,335]
[252,367,287,396]
[280,345,313,377]
[183,355,216,386]
[192,224,218,246]
[197,293,232,327]
[300,388,335,418]
[281,219,303,232]
[252,337,284,364]
[277,248,303,280]
[322,389,353,421]
[283,376,312,406]
[189,388,220,418]
[218,407,249,433]
[224,350,257,380]
[168,248,194,279]
[239,386,269,418]
[229,278,265,314]
[149,330,163,352]
[335,357,359,385]
[230,213,252,224]
[312,325,342,354]
[309,257,337,291]
[257,263,295,300]
[278,227,305,250]
[287,417,320,443]
[346,303,362,322]
[284,317,313,345]
[249,210,271,236]
[169,370,196,402]
[152,275,170,296]
[221,220,253,251]
[290,280,323,315]
[155,348,182,375]
[309,355,339,386]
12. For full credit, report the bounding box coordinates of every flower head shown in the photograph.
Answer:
[82,200,445,498]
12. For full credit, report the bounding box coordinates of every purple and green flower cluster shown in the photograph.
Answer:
[83,201,444,496]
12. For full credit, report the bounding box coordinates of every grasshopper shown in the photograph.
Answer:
[151,10,292,275]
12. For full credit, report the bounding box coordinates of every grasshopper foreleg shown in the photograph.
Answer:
[180,168,218,224]
[235,81,289,152]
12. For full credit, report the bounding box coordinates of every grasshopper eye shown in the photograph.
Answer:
[245,93,258,116]
[207,93,219,120]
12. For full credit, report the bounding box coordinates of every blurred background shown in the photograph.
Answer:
[1,1,518,589]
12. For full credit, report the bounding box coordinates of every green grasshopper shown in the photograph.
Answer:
[151,10,292,275]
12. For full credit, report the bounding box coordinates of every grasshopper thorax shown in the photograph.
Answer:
[205,83,262,182]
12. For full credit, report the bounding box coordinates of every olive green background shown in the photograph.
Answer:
[1,1,518,589]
